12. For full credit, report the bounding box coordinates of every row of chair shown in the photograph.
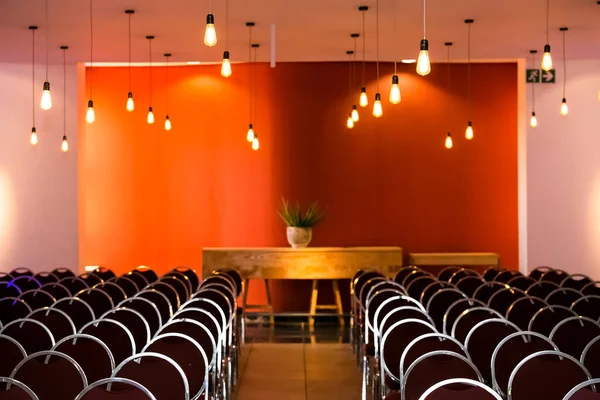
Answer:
[0,266,243,400]
[350,265,600,400]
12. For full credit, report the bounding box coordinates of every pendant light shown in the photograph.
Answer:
[61,45,69,152]
[125,10,135,112]
[40,0,52,110]
[220,0,231,77]
[529,50,538,128]
[416,0,431,76]
[146,35,155,124]
[245,22,255,143]
[346,50,355,129]
[251,44,260,151]
[372,0,382,118]
[204,0,217,47]
[444,42,453,149]
[389,0,400,104]
[86,0,96,124]
[541,0,553,71]
[464,19,474,140]
[164,53,172,131]
[351,33,359,122]
[358,6,369,108]
[29,26,38,146]
[559,27,568,116]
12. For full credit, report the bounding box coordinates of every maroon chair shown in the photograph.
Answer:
[157,277,189,305]
[563,379,600,400]
[50,268,75,281]
[529,266,553,281]
[157,319,216,368]
[379,306,432,349]
[526,280,559,300]
[493,270,522,284]
[540,269,569,285]
[491,331,557,397]
[27,307,76,342]
[448,269,480,285]
[455,276,486,298]
[163,272,194,298]
[172,266,200,293]
[583,282,600,297]
[0,377,39,400]
[107,276,140,298]
[172,308,221,348]
[561,274,594,291]
[129,267,158,285]
[54,334,115,384]
[124,271,150,292]
[9,269,33,278]
[482,267,506,282]
[10,277,41,293]
[506,276,537,292]
[417,378,502,400]
[464,318,520,383]
[437,267,462,282]
[472,282,507,304]
[11,351,87,400]
[79,319,136,366]
[393,267,420,287]
[91,267,116,282]
[0,282,22,299]
[426,289,466,331]
[212,269,239,297]
[117,297,162,336]
[0,272,13,283]
[39,283,71,300]
[487,287,526,316]
[112,352,189,400]
[420,282,455,308]
[507,350,591,400]
[75,288,114,316]
[78,273,103,288]
[528,305,577,337]
[572,296,600,321]
[506,296,547,331]
[0,319,55,354]
[549,316,600,359]
[582,336,600,379]
[50,297,95,331]
[403,270,434,290]
[18,290,55,310]
[0,298,31,326]
[451,307,503,343]
[442,298,485,335]
[136,290,173,324]
[58,277,89,296]
[101,308,151,352]
[93,282,127,305]
[74,377,156,400]
[0,334,27,377]
[364,289,405,350]
[192,290,232,332]
[406,276,437,300]
[545,288,583,307]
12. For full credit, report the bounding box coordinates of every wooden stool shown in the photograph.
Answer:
[242,279,275,325]
[309,279,344,328]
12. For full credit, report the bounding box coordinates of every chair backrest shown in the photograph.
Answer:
[211,268,239,297]
[455,276,486,298]
[487,287,526,315]
[379,306,433,343]
[0,298,32,326]
[402,351,482,400]
[39,283,71,300]
[418,377,503,400]
[53,333,115,383]
[130,267,158,285]
[473,282,508,304]
[157,277,189,305]
[380,319,437,385]
[365,289,405,343]
[526,280,560,300]
[50,297,95,331]
[421,282,455,308]
[18,290,56,310]
[142,333,209,400]
[549,316,600,359]
[125,270,150,291]
[0,377,40,400]
[507,276,537,292]
[358,277,388,308]
[561,274,594,291]
[0,272,13,282]
[483,267,506,282]
[529,266,553,281]
[540,269,569,285]
[451,307,504,343]
[180,298,226,335]
[437,267,462,282]
[400,333,468,383]
[93,282,128,305]
[59,277,89,296]
[464,318,520,382]
[448,269,480,285]
[112,352,190,400]
[164,270,195,295]
[0,334,27,378]
[582,282,600,297]
[507,350,591,400]
[91,267,117,282]
[403,270,435,290]
[135,289,173,324]
[0,319,55,354]
[117,297,162,336]
[190,291,230,328]
[10,276,42,293]
[442,298,486,335]
[10,268,34,278]
[172,308,221,347]
[78,273,104,288]
[101,308,151,351]
[107,276,140,298]
[393,267,420,286]
[27,307,76,342]
[505,296,548,331]
[426,289,467,331]
[75,288,114,316]
[11,350,88,400]
[157,319,216,366]
[528,305,578,337]
[199,275,235,299]
[354,272,385,302]
[79,319,136,366]
[490,331,558,397]
[545,288,584,307]
[563,379,600,400]
[50,268,75,280]
[494,270,522,284]
[197,283,235,317]
[406,276,438,300]
[74,377,157,400]
[572,296,600,321]
[582,336,600,380]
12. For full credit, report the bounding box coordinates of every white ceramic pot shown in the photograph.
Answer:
[286,227,312,248]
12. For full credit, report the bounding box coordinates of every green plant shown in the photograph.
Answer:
[277,198,324,228]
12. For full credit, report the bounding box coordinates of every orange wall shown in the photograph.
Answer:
[79,62,519,311]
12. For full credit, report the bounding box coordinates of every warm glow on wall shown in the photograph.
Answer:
[0,170,15,266]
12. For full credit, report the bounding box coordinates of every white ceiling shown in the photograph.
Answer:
[0,0,598,64]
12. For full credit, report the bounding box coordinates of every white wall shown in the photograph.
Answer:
[527,60,600,279]
[0,62,78,273]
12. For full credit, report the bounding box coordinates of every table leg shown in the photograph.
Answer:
[332,279,345,327]
[264,279,275,326]
[309,279,319,328]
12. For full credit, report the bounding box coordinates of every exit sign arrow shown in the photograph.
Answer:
[542,69,556,84]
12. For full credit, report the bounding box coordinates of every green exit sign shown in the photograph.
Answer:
[526,69,555,84]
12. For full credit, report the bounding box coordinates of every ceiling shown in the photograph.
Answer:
[0,0,598,64]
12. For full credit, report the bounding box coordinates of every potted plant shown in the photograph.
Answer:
[277,198,324,248]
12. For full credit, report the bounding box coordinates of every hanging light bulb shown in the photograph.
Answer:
[542,44,553,71]
[165,115,172,131]
[126,92,134,112]
[61,45,69,153]
[86,100,96,123]
[147,107,155,124]
[221,51,232,77]
[465,121,474,140]
[30,127,38,146]
[530,112,538,128]
[204,13,217,47]
[252,135,259,151]
[246,124,255,142]
[347,114,355,129]
[61,135,68,152]
[359,88,368,107]
[40,81,52,110]
[164,53,172,131]
[445,132,453,149]
[417,39,431,76]
[389,75,401,104]
[351,105,359,122]
[560,98,568,116]
[372,93,383,118]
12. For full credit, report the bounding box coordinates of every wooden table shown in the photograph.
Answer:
[202,247,403,325]
[409,252,500,267]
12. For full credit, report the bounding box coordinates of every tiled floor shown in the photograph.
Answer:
[235,343,362,400]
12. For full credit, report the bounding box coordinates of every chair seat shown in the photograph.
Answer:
[385,390,402,400]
